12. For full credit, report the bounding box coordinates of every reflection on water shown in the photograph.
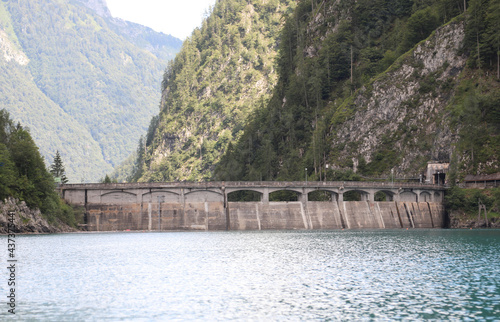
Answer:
[1,230,499,320]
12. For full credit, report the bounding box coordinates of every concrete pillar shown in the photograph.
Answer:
[148,203,152,231]
[392,190,400,202]
[361,191,374,201]
[84,189,88,224]
[222,187,230,231]
[299,192,308,203]
[95,214,100,231]
[262,188,269,202]
[331,192,338,202]
[338,192,344,202]
[180,188,186,230]
[180,188,185,203]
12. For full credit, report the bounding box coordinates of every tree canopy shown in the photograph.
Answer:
[0,109,75,226]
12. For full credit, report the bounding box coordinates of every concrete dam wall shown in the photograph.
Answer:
[229,201,444,230]
[61,182,446,231]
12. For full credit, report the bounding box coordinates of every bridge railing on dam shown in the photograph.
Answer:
[61,181,445,203]
[60,181,447,231]
[60,180,444,189]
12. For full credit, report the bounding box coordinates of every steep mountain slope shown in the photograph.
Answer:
[130,0,295,182]
[329,20,467,176]
[215,0,499,182]
[0,0,181,182]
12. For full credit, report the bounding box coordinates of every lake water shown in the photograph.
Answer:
[1,230,499,320]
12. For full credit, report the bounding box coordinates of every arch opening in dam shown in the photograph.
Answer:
[400,190,418,202]
[308,190,339,202]
[343,190,370,201]
[375,190,396,201]
[227,190,262,202]
[269,190,301,202]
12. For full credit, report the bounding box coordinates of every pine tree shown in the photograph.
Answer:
[103,174,112,184]
[50,150,68,184]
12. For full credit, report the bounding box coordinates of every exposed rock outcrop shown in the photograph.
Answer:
[331,20,467,177]
[0,198,77,234]
[0,28,29,65]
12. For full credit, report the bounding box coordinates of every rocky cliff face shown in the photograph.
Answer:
[0,29,28,65]
[331,20,467,177]
[0,198,76,234]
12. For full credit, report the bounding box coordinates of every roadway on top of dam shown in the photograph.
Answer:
[60,181,446,203]
[61,181,445,190]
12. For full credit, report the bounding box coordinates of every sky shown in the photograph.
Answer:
[105,0,217,40]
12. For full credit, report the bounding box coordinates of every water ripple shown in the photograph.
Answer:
[0,229,499,320]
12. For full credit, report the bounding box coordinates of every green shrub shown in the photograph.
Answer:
[445,187,500,218]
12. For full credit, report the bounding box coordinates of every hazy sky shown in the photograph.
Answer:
[105,0,217,40]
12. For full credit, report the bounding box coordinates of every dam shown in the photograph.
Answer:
[60,181,446,231]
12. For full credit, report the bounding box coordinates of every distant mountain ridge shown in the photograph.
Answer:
[0,0,182,182]
[75,0,182,61]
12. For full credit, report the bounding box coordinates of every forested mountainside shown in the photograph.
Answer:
[214,0,500,182]
[128,0,296,182]
[0,0,181,182]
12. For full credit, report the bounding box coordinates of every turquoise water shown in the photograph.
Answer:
[1,230,499,320]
